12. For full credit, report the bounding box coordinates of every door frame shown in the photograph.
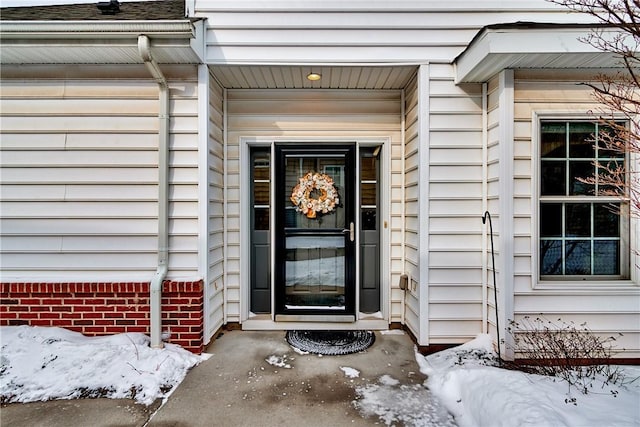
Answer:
[239,136,391,328]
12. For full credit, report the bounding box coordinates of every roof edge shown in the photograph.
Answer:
[454,22,625,83]
[455,21,615,64]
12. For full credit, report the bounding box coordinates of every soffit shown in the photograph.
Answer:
[211,65,418,90]
[455,24,626,83]
[0,40,201,64]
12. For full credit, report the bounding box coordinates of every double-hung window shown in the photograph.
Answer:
[539,120,629,280]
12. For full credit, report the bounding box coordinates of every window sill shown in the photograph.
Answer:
[534,280,639,292]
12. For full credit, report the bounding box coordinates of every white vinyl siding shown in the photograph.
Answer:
[206,67,226,340]
[428,64,484,344]
[192,1,594,65]
[403,72,420,338]
[485,70,517,357]
[404,63,485,346]
[226,89,402,322]
[510,70,640,358]
[0,69,201,281]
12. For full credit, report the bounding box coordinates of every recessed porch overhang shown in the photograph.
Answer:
[454,23,625,83]
[0,18,418,90]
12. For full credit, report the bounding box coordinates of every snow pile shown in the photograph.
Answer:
[0,326,202,406]
[417,334,640,427]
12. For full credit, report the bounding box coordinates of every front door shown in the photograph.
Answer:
[275,144,356,321]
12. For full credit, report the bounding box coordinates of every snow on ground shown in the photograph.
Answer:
[2,325,639,427]
[417,334,640,427]
[0,325,202,406]
[265,354,292,369]
[340,366,360,378]
[378,374,399,386]
[380,329,405,335]
[354,374,456,427]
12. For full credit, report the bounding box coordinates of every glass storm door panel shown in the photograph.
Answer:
[275,144,356,318]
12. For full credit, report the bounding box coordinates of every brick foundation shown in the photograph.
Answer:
[0,281,204,353]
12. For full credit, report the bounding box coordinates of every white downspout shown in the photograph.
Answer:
[138,35,169,349]
[400,88,406,326]
[481,82,488,334]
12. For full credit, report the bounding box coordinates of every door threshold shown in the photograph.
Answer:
[242,318,389,331]
[275,314,356,322]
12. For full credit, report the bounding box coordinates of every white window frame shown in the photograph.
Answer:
[533,112,638,289]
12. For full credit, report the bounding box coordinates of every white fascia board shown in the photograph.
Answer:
[488,29,603,54]
[455,27,621,83]
[190,19,206,63]
[454,29,494,83]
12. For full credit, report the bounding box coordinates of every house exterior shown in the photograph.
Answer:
[1,0,638,358]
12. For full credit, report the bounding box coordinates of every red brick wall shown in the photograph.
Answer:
[0,281,204,353]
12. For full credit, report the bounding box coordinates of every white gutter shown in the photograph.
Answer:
[139,34,169,349]
[1,21,195,37]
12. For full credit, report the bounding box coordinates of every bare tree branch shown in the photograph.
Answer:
[548,0,639,219]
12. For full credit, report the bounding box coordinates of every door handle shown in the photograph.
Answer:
[342,222,355,242]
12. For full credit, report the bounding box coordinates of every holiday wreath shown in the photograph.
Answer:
[290,172,339,218]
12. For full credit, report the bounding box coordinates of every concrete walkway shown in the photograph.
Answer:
[1,330,455,426]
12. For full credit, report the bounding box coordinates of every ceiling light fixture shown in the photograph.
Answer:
[306,72,322,81]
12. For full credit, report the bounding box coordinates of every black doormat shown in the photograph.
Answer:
[286,330,375,355]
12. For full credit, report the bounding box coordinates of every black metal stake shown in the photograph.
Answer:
[482,211,501,362]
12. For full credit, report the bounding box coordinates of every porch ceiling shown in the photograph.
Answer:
[210,65,418,90]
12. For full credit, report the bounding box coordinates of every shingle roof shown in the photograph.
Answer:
[0,0,185,21]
